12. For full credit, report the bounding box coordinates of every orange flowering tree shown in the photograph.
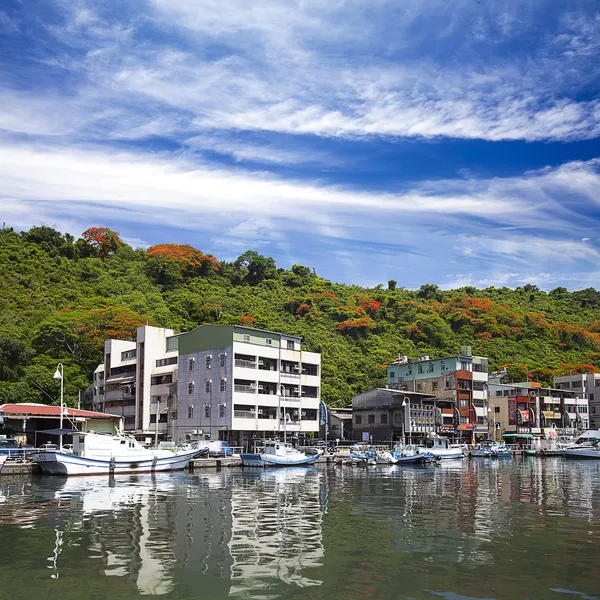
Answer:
[146,244,220,279]
[81,227,123,258]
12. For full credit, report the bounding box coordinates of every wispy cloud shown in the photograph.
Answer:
[1,141,600,288]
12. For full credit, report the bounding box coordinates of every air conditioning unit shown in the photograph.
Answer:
[258,408,264,414]
[293,387,300,394]
[301,411,307,417]
[293,365,300,371]
[258,360,264,366]
[258,385,264,390]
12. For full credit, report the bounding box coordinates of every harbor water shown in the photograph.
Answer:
[1,458,599,600]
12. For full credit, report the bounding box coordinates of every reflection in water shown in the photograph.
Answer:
[0,459,599,599]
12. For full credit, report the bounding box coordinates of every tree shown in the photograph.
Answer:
[233,251,277,285]
[417,283,442,301]
[81,227,123,258]
[146,244,220,281]
[388,280,397,291]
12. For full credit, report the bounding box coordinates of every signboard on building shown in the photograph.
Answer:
[508,396,517,425]
[457,424,474,431]
[362,432,369,442]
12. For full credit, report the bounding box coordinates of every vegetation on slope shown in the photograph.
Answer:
[2,225,600,407]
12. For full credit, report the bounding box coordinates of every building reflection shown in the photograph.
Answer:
[228,468,325,596]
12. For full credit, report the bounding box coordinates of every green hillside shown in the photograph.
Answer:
[2,225,600,407]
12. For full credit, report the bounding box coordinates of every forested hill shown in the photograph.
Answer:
[2,225,600,407]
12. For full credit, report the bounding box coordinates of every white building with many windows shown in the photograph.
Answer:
[553,373,600,429]
[172,324,321,448]
[84,325,177,440]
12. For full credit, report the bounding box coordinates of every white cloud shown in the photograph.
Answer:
[1,0,598,143]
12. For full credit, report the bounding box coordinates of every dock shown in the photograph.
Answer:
[189,455,333,470]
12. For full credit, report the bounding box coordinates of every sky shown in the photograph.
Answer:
[1,1,600,290]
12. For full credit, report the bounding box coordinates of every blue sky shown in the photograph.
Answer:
[1,0,600,290]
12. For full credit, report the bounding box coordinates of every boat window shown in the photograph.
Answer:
[275,445,279,450]
[121,440,127,444]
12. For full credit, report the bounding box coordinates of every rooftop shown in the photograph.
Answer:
[0,403,121,420]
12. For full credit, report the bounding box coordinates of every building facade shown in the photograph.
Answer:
[172,325,321,447]
[351,388,438,444]
[84,325,178,441]
[553,373,600,429]
[387,350,489,440]
[488,379,589,440]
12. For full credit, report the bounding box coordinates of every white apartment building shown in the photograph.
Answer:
[173,325,321,448]
[85,325,177,440]
[553,373,600,429]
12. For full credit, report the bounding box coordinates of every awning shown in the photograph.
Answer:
[474,406,487,417]
[37,428,80,435]
[105,375,136,385]
[503,433,533,439]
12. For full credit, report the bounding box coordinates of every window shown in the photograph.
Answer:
[408,366,412,375]
[460,398,469,407]
[187,381,194,395]
[188,358,195,372]
[368,414,375,424]
[473,381,485,391]
[440,361,446,371]
[205,355,212,369]
[460,361,469,371]
[418,364,423,374]
[494,406,500,414]
[432,381,438,392]
[121,349,137,361]
[220,378,227,392]
[445,380,451,390]
[381,414,388,424]
[428,362,434,373]
[243,334,250,342]
[187,405,194,419]
[416,383,423,392]
[460,416,468,424]
[592,406,596,414]
[390,372,395,379]
[219,404,226,418]
[355,415,362,424]
[151,374,172,385]
[590,393,595,401]
[205,405,211,418]
[287,340,294,350]
[394,411,402,422]
[205,380,212,393]
[220,353,226,368]
[265,338,273,345]
[156,356,177,367]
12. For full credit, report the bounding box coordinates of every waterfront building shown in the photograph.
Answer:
[387,348,489,441]
[84,325,178,441]
[351,388,438,444]
[553,373,600,429]
[172,324,321,447]
[488,379,589,440]
[0,403,122,446]
[322,407,353,442]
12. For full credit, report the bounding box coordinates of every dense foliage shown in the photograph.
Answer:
[2,226,600,408]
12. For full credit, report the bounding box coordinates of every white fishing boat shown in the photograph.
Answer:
[0,454,7,474]
[469,444,495,458]
[241,441,322,467]
[421,436,464,460]
[33,432,207,476]
[562,442,600,460]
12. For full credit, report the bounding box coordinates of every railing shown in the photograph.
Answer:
[235,359,256,369]
[280,370,300,378]
[234,410,256,419]
[258,388,277,395]
[234,384,257,393]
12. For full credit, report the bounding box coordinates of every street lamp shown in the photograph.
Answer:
[53,363,64,451]
[402,396,411,444]
[488,404,496,441]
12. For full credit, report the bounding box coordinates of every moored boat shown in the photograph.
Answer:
[469,444,495,458]
[420,435,464,460]
[240,441,322,467]
[562,442,600,459]
[33,432,207,476]
[0,454,7,474]
[391,444,436,465]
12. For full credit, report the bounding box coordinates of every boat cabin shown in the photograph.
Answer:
[74,432,145,458]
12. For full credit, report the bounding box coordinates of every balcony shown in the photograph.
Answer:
[234,410,256,419]
[234,384,257,394]
[235,358,256,369]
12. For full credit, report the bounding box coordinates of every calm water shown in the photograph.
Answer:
[1,459,600,600]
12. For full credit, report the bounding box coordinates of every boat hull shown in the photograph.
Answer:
[0,454,7,474]
[428,449,464,460]
[33,449,204,476]
[562,448,600,459]
[240,453,321,468]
